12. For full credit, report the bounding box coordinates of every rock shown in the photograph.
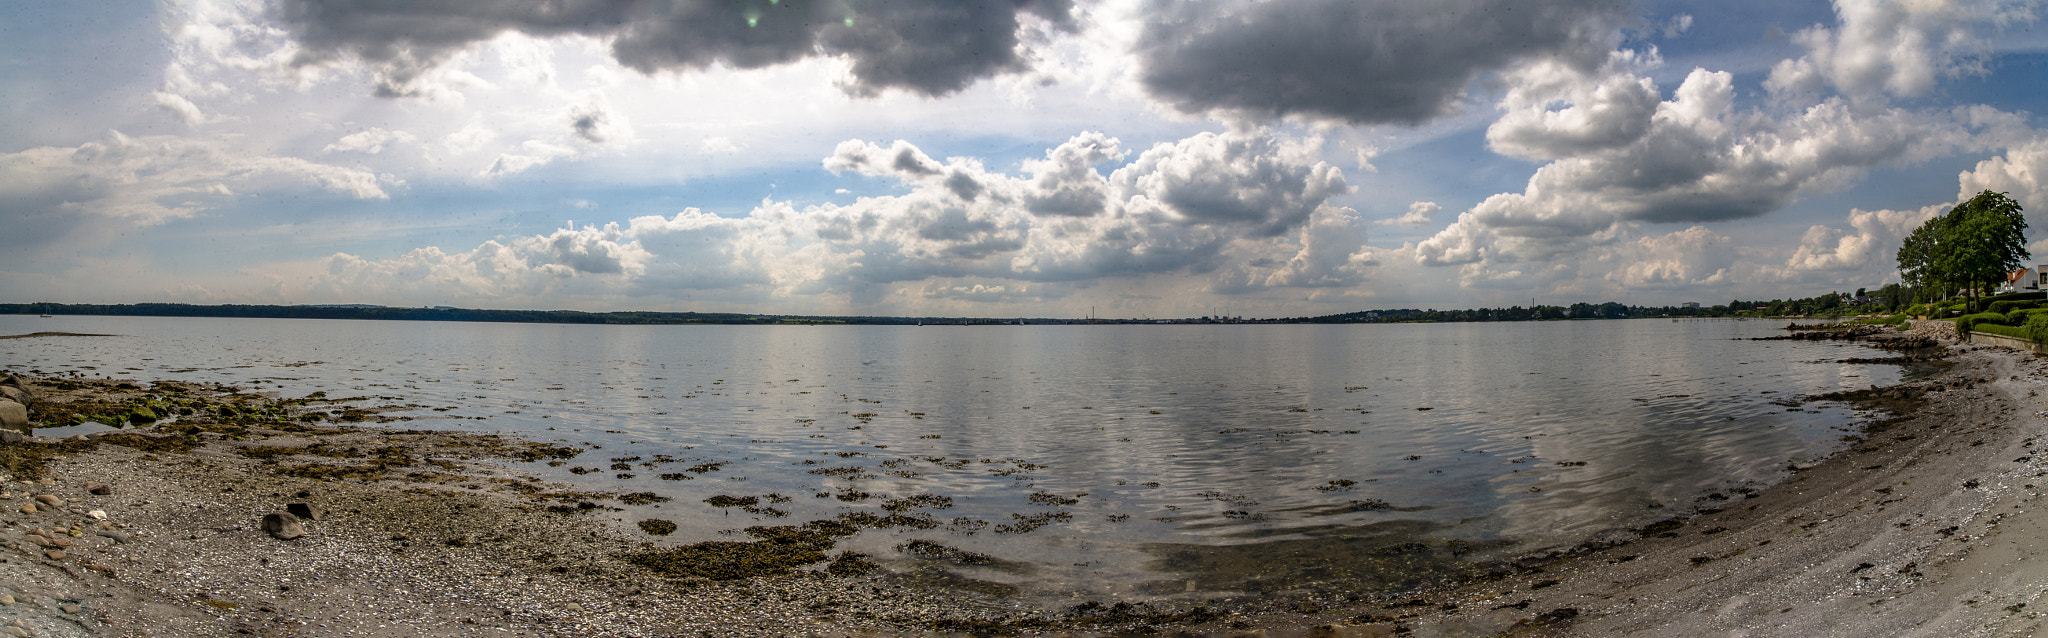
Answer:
[286,502,322,521]
[57,603,78,614]
[0,386,28,407]
[33,494,60,507]
[93,529,133,544]
[37,477,54,486]
[48,537,71,548]
[260,512,305,540]
[3,626,24,637]
[0,431,19,444]
[0,376,29,401]
[17,503,34,514]
[45,548,65,560]
[0,594,12,604]
[564,602,585,612]
[85,482,110,495]
[86,510,106,520]
[1307,625,1396,638]
[0,401,24,430]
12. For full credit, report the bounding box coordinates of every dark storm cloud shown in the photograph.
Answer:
[272,0,1074,98]
[1133,0,1630,125]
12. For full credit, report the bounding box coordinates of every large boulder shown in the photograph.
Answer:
[260,512,305,540]
[0,400,26,430]
[0,376,29,403]
[0,385,29,407]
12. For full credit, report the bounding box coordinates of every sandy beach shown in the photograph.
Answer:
[0,323,2044,637]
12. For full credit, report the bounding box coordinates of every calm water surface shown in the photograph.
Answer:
[0,316,1914,601]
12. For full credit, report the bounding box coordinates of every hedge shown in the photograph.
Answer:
[1956,312,2009,336]
[1973,322,2033,340]
[2009,308,2048,324]
[1990,300,2042,315]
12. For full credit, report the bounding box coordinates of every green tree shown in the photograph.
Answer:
[1898,190,2029,301]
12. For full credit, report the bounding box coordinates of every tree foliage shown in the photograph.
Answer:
[1897,190,2029,300]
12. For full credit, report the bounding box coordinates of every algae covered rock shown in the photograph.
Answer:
[0,400,25,430]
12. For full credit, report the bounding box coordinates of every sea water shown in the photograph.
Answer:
[0,315,1913,600]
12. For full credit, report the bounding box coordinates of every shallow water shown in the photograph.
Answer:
[0,315,1911,601]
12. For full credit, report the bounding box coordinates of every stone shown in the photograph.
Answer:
[3,625,24,637]
[0,431,17,444]
[0,402,23,430]
[48,537,71,548]
[0,377,28,401]
[57,603,78,614]
[0,594,11,604]
[32,495,60,507]
[37,478,53,486]
[93,529,132,544]
[17,503,33,514]
[85,482,110,495]
[1307,625,1397,638]
[86,510,106,520]
[44,549,64,560]
[564,602,585,612]
[286,502,322,521]
[260,512,304,540]
[0,386,27,407]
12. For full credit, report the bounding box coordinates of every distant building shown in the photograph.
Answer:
[1680,302,1700,309]
[2000,265,2048,293]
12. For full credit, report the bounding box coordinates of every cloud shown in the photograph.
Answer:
[153,91,207,125]
[268,0,1076,99]
[1255,206,1377,289]
[1485,52,1662,161]
[1022,131,1124,217]
[919,282,1072,303]
[1780,204,1945,275]
[1113,131,1347,238]
[0,131,388,248]
[1606,225,1736,289]
[1379,201,1440,228]
[323,128,417,154]
[1132,0,1630,125]
[1418,65,2017,268]
[1959,137,2048,219]
[700,137,742,154]
[291,128,1359,306]
[484,140,578,176]
[1764,0,2012,102]
[566,94,632,145]
[1661,13,1694,38]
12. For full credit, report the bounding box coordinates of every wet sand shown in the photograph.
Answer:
[1,323,2043,636]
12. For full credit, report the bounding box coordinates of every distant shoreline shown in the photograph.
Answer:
[3,301,1855,326]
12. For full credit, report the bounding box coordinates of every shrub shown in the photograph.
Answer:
[1974,323,2032,340]
[1956,312,2009,336]
[1990,300,2042,315]
[2008,308,2048,324]
[2028,313,2048,343]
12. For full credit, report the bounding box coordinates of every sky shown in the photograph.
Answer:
[4,0,2048,319]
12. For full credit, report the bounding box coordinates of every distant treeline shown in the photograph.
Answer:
[1,285,1943,327]
[1293,285,1930,324]
[0,303,940,325]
